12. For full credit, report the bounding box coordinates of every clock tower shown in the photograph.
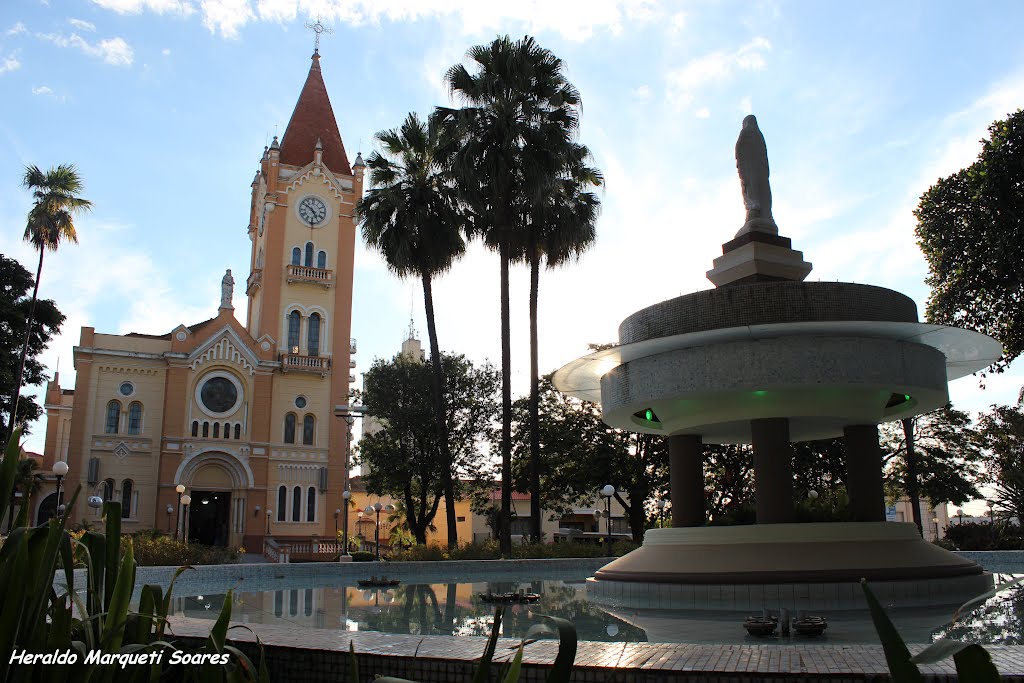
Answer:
[244,48,364,497]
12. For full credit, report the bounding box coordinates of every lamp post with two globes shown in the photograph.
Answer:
[600,484,615,555]
[181,495,191,544]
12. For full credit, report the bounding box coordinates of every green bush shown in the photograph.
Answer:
[944,521,1007,551]
[350,550,376,562]
[130,533,243,566]
[389,538,638,562]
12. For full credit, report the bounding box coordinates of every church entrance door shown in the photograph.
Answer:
[188,490,232,547]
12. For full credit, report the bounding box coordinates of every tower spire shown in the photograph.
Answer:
[304,16,333,54]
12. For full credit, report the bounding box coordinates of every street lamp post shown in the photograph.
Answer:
[181,495,192,544]
[53,461,68,518]
[334,508,341,539]
[342,490,352,556]
[956,508,964,525]
[372,502,383,560]
[334,404,367,517]
[987,500,995,524]
[175,484,185,541]
[266,509,272,535]
[166,505,173,532]
[601,484,615,556]
[655,498,667,528]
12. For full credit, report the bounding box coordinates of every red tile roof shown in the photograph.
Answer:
[279,52,351,176]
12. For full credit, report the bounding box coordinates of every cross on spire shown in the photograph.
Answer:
[304,16,333,53]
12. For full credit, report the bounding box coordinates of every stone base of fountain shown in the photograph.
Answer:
[587,522,990,610]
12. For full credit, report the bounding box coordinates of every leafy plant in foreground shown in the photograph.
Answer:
[0,429,269,682]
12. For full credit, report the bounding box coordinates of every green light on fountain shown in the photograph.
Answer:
[753,390,768,397]
[634,408,661,425]
[885,393,913,409]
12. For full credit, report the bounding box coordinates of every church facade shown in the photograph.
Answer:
[42,51,362,550]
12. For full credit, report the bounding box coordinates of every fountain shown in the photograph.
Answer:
[552,115,1002,611]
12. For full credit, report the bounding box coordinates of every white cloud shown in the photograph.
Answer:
[6,22,27,36]
[669,11,685,33]
[161,47,171,55]
[666,36,771,111]
[695,106,710,119]
[37,32,135,66]
[31,85,53,95]
[738,95,752,114]
[633,84,651,100]
[0,53,20,74]
[90,0,195,16]
[91,0,661,40]
[69,18,97,31]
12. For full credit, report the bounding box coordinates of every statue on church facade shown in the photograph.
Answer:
[220,269,234,309]
[735,114,778,236]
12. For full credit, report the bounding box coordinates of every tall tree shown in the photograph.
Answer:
[915,109,1024,373]
[8,164,90,441]
[510,377,669,543]
[0,254,64,435]
[881,405,984,508]
[358,351,497,545]
[976,402,1024,523]
[357,113,467,548]
[439,35,581,555]
[524,143,602,541]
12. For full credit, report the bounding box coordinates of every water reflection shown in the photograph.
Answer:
[168,575,1024,645]
[171,579,646,642]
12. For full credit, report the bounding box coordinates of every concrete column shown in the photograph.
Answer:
[669,434,705,527]
[844,424,886,522]
[751,418,795,524]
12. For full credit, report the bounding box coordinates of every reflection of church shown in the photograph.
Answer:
[42,50,362,549]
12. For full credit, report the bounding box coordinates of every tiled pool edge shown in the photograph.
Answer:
[167,615,1024,682]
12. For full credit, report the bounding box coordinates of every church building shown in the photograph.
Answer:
[41,50,363,550]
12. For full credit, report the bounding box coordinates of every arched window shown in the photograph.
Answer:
[304,241,314,267]
[191,421,199,437]
[306,486,316,521]
[102,478,115,504]
[287,311,301,352]
[223,422,230,438]
[105,401,120,434]
[121,480,133,519]
[212,422,220,439]
[128,402,142,434]
[292,486,301,522]
[307,313,320,357]
[291,247,301,266]
[202,422,209,438]
[302,414,315,446]
[277,486,286,521]
[284,413,296,444]
[316,250,326,269]
[233,424,241,439]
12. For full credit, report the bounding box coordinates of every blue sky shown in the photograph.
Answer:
[2,1,1023,512]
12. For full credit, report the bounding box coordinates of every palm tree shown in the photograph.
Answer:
[8,165,91,441]
[357,112,467,549]
[439,35,582,554]
[525,143,603,541]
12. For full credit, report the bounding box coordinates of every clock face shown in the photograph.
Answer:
[298,196,328,226]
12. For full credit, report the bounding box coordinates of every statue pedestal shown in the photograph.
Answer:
[706,230,812,286]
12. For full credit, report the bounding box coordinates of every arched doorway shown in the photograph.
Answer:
[187,463,233,547]
[36,492,58,526]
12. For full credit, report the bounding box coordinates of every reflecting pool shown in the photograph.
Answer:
[166,573,1024,645]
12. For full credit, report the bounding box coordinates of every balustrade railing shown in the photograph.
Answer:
[286,264,334,286]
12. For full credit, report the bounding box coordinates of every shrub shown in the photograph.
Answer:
[130,533,243,566]
[386,538,638,562]
[350,550,376,562]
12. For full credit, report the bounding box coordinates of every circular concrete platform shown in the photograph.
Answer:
[586,523,990,610]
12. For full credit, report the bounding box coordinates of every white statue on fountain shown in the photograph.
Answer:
[735,114,778,237]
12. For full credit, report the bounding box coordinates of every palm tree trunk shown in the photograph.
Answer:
[500,242,513,557]
[902,417,924,535]
[528,250,542,542]
[421,273,458,549]
[7,248,45,442]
